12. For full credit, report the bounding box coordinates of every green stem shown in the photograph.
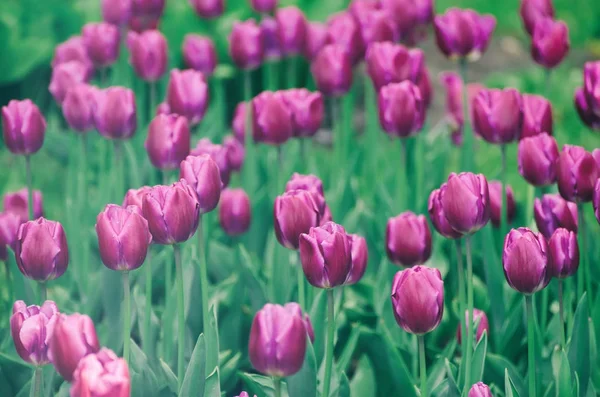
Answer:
[323,289,335,397]
[144,249,153,355]
[526,295,536,397]
[164,247,173,361]
[149,81,157,124]
[464,235,474,393]
[198,218,211,341]
[526,184,535,227]
[29,366,42,397]
[296,254,306,311]
[273,377,282,397]
[455,240,467,383]
[39,282,47,302]
[558,279,565,349]
[458,58,473,171]
[540,286,549,332]
[287,56,297,88]
[114,141,124,201]
[565,278,574,340]
[500,145,507,235]
[174,244,185,390]
[398,138,408,212]
[25,155,34,220]
[214,77,226,131]
[242,69,256,194]
[79,135,88,300]
[577,203,591,303]
[122,271,131,363]
[331,97,341,176]
[418,335,427,397]
[265,60,280,91]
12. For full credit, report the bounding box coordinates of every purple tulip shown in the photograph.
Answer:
[250,0,276,13]
[48,313,100,381]
[156,101,171,116]
[534,194,578,238]
[236,393,256,397]
[472,88,523,144]
[520,0,554,36]
[518,134,559,186]
[15,218,68,282]
[249,303,308,377]
[142,181,200,245]
[145,114,191,170]
[229,20,264,70]
[223,135,245,172]
[417,65,433,108]
[252,91,294,145]
[303,22,328,61]
[378,81,424,138]
[95,87,137,140]
[123,186,153,212]
[584,61,600,116]
[132,0,166,15]
[95,204,152,272]
[441,172,490,235]
[126,30,168,81]
[468,382,493,397]
[489,181,515,228]
[593,149,600,170]
[311,44,353,97]
[0,212,20,261]
[232,102,247,143]
[595,179,600,223]
[275,7,307,56]
[434,8,496,61]
[189,0,224,18]
[380,0,420,43]
[260,17,282,61]
[346,234,368,285]
[428,186,463,239]
[391,265,444,334]
[52,37,94,78]
[166,69,209,126]
[10,300,58,365]
[179,154,222,214]
[2,99,46,155]
[575,88,600,129]
[285,173,327,215]
[521,94,553,138]
[326,12,364,64]
[548,228,579,279]
[352,5,396,46]
[456,308,489,344]
[557,145,598,202]
[70,348,130,397]
[102,0,132,25]
[386,211,432,267]
[82,22,120,68]
[128,13,161,32]
[365,42,423,91]
[49,61,90,105]
[219,188,251,236]
[503,227,549,294]
[532,18,569,69]
[62,84,97,133]
[190,139,232,185]
[281,89,324,137]
[274,190,320,250]
[183,35,218,75]
[3,188,44,223]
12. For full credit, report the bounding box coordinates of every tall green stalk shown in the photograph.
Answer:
[455,240,467,385]
[558,279,566,349]
[296,256,306,310]
[39,283,47,302]
[273,377,282,397]
[287,56,297,88]
[25,155,34,220]
[398,138,408,212]
[242,70,256,194]
[30,366,42,397]
[500,145,507,237]
[463,235,474,393]
[197,218,211,346]
[144,250,153,355]
[323,289,335,397]
[458,58,473,171]
[79,134,89,302]
[122,271,131,363]
[418,335,427,397]
[174,244,185,390]
[526,295,536,397]
[577,204,591,302]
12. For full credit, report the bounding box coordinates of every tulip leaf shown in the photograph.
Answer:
[219,350,242,391]
[470,331,488,384]
[333,371,350,397]
[204,367,221,397]
[179,333,206,397]
[287,341,317,397]
[239,372,275,397]
[309,290,328,364]
[552,347,572,397]
[336,326,361,373]
[205,305,220,378]
[349,356,376,397]
[431,379,460,397]
[568,294,590,396]
[486,353,526,397]
[0,353,32,396]
[239,244,269,311]
[505,369,521,397]
[159,359,178,394]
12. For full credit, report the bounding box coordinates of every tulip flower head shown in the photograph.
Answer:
[531,18,570,69]
[428,186,463,239]
[472,88,523,144]
[223,135,245,172]
[503,227,549,294]
[62,84,98,133]
[488,181,516,228]
[2,99,46,156]
[281,89,324,137]
[182,35,218,75]
[190,138,233,186]
[250,0,276,13]
[82,22,120,68]
[441,172,490,234]
[276,6,307,56]
[378,80,425,138]
[556,145,598,202]
[365,42,424,91]
[346,233,368,285]
[303,22,328,61]
[49,61,90,105]
[102,0,132,26]
[10,300,59,365]
[0,212,21,261]
[232,102,247,143]
[468,382,493,397]
[94,87,137,140]
[534,194,578,238]
[285,173,327,215]
[123,186,153,212]
[547,228,579,279]
[70,348,130,397]
[219,188,251,236]
[127,30,168,81]
[3,188,44,223]
[520,0,554,36]
[229,20,264,70]
[456,308,489,344]
[583,61,600,117]
[274,190,320,250]
[145,114,191,170]
[434,8,496,61]
[518,134,559,186]
[326,12,364,64]
[252,91,294,145]
[166,69,209,126]
[386,211,432,267]
[521,94,553,138]
[189,0,224,18]
[575,88,600,130]
[311,44,353,97]
[52,36,94,78]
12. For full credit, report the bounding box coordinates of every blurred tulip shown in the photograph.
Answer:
[532,18,569,69]
[3,188,44,223]
[468,382,493,397]
[190,0,224,18]
[145,114,190,170]
[252,91,293,145]
[274,190,320,250]
[346,234,368,285]
[595,179,600,223]
[128,13,161,32]
[142,181,200,244]
[281,89,324,137]
[232,102,247,142]
[127,30,168,81]
[156,101,171,116]
[62,84,97,133]
[285,173,327,215]
[182,35,218,75]
[2,100,46,156]
[386,211,432,267]
[434,8,496,61]
[180,154,222,214]
[311,44,353,97]
[557,145,598,202]
[166,69,209,126]
[352,5,396,45]
[472,88,523,144]
[365,42,423,91]
[70,348,130,397]
[548,228,579,278]
[102,0,132,25]
[380,0,419,43]
[428,186,463,239]
[520,0,554,35]
[584,61,600,116]
[123,186,153,211]
[518,134,559,186]
[574,88,600,129]
[534,194,578,238]
[378,81,424,138]
[95,87,137,139]
[250,0,276,13]
[260,17,282,61]
[191,138,232,184]
[441,172,490,234]
[303,22,328,61]
[439,72,484,145]
[457,308,489,344]
[229,20,264,70]
[503,227,549,294]
[220,138,242,175]
[96,204,152,271]
[219,188,251,236]
[52,37,94,78]
[10,300,58,365]
[391,265,444,334]
[489,181,515,228]
[326,12,364,64]
[48,313,100,381]
[49,61,90,105]
[249,303,308,377]
[593,149,600,169]
[132,0,165,14]
[276,7,307,55]
[521,94,553,138]
[82,22,120,68]
[0,212,20,261]
[417,64,433,107]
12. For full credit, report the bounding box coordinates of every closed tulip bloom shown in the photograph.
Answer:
[190,139,232,185]
[95,204,152,272]
[250,0,276,13]
[3,188,44,223]
[365,42,423,91]
[123,186,153,211]
[472,88,523,144]
[49,61,90,105]
[70,348,129,397]
[428,186,463,239]
[442,172,490,234]
[145,114,190,170]
[10,300,59,365]
[220,137,242,175]
[468,382,493,397]
[232,102,247,142]
[584,61,600,116]
[391,265,444,334]
[595,180,600,223]
[299,222,352,288]
[520,0,554,36]
[252,91,293,145]
[0,212,21,260]
[574,87,600,129]
[249,303,308,377]
[439,72,485,144]
[166,69,209,126]
[518,134,559,186]
[229,20,264,70]
[102,0,132,25]
[489,181,516,228]
[386,211,432,267]
[346,233,368,285]
[142,181,200,244]
[548,228,579,278]
[82,22,120,68]
[132,0,166,15]
[52,37,94,78]
[557,145,598,202]
[127,30,168,81]
[593,149,600,170]
[156,101,171,116]
[179,155,222,213]
[326,12,364,64]
[276,7,307,55]
[219,188,251,236]
[380,0,419,42]
[282,89,324,137]
[260,18,282,60]
[311,44,353,97]
[48,313,100,381]
[128,13,161,32]
[532,18,569,69]
[534,194,578,238]
[15,218,68,281]
[503,227,549,294]
[303,22,328,61]
[190,0,224,18]
[2,100,46,156]
[95,87,137,139]
[378,81,424,138]
[353,6,396,46]
[62,84,97,133]
[285,173,327,215]
[434,8,496,61]
[417,65,433,108]
[274,190,320,250]
[456,308,489,344]
[182,35,218,75]
[521,94,553,138]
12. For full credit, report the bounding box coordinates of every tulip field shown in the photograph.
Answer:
[2,0,600,396]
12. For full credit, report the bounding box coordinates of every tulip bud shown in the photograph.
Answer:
[346,233,368,285]
[274,190,320,250]
[15,218,68,281]
[472,88,523,144]
[532,18,569,69]
[3,188,44,223]
[434,8,496,61]
[311,44,353,97]
[439,72,484,145]
[518,134,559,186]
[102,0,132,26]
[191,139,232,185]
[595,180,600,224]
[229,20,264,70]
[468,382,493,397]
[70,348,130,397]
[259,17,282,61]
[0,212,20,261]
[285,173,327,215]
[2,100,46,156]
[380,0,420,43]
[378,81,425,138]
[548,228,579,279]
[182,35,218,75]
[275,7,307,56]
[386,211,432,267]
[132,0,166,15]
[557,145,598,202]
[534,194,578,238]
[252,91,294,145]
[391,265,444,334]
[521,94,553,138]
[95,87,137,140]
[123,186,153,212]
[223,135,245,172]
[352,5,396,46]
[49,61,90,105]
[250,0,276,13]
[232,102,247,143]
[503,227,549,294]
[62,84,97,133]
[428,186,463,239]
[52,36,94,78]
[303,22,328,61]
[417,65,433,108]
[128,13,161,32]
[10,300,58,365]
[179,155,222,214]
[190,0,224,18]
[145,114,190,170]
[441,172,490,235]
[488,181,515,228]
[594,149,600,170]
[281,89,324,137]
[142,181,200,244]
[249,303,308,377]
[127,30,168,81]
[456,308,489,344]
[326,12,364,64]
[574,87,600,130]
[584,61,600,117]
[82,22,120,68]
[365,42,423,91]
[156,101,171,116]
[520,0,555,36]
[48,313,100,381]
[166,69,209,126]
[219,188,251,236]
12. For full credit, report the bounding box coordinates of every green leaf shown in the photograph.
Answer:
[0,353,32,396]
[239,372,275,397]
[309,289,328,364]
[431,379,461,397]
[568,294,589,396]
[337,326,360,372]
[334,371,350,397]
[505,369,521,397]
[204,367,221,397]
[470,332,488,384]
[349,357,376,397]
[179,333,206,397]
[205,305,220,377]
[159,359,178,394]
[287,341,317,397]
[552,347,572,397]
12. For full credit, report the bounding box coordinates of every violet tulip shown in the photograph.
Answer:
[2,100,46,156]
[441,172,490,235]
[229,20,264,70]
[261,17,282,61]
[534,194,578,238]
[70,348,130,397]
[49,61,90,105]
[469,382,493,397]
[503,227,549,294]
[0,212,20,260]
[548,228,579,278]
[82,22,120,68]
[62,84,97,133]
[352,5,396,46]
[532,18,569,69]
[52,37,94,78]
[182,35,218,75]
[128,13,161,32]
[276,7,307,56]
[456,308,489,344]
[378,81,424,138]
[303,22,327,61]
[365,42,423,91]
[3,188,44,223]
[102,0,132,26]
[166,69,209,126]
[132,0,166,15]
[156,101,171,116]
[145,114,191,170]
[518,134,559,186]
[190,0,224,18]
[326,12,364,64]
[252,91,294,145]
[219,188,251,236]
[285,173,327,215]
[574,87,600,129]
[489,181,515,228]
[595,180,600,223]
[472,88,523,144]
[556,145,598,202]
[386,211,432,267]
[10,300,59,365]
[179,154,222,214]
[380,0,420,43]
[391,265,444,334]
[123,186,153,211]
[232,102,247,142]
[521,94,553,138]
[584,61,600,116]
[236,393,255,397]
[274,190,320,250]
[282,88,324,137]
[520,0,554,35]
[223,135,245,172]
[94,87,137,140]
[250,0,276,13]
[428,186,463,239]
[434,8,496,61]
[439,72,484,145]
[311,44,353,97]
[191,138,232,185]
[346,234,368,285]
[127,30,168,81]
